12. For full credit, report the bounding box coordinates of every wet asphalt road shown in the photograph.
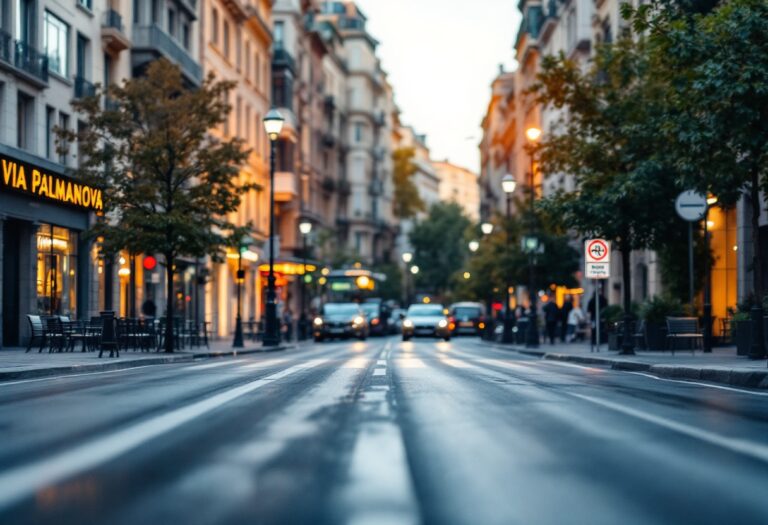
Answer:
[0,336,767,525]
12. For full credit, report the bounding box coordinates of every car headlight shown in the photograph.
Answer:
[403,319,414,328]
[313,317,323,326]
[438,319,448,328]
[353,316,364,326]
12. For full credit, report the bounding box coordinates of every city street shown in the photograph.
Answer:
[0,337,767,524]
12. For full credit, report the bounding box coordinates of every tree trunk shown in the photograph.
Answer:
[620,240,635,355]
[748,172,765,359]
[165,255,175,353]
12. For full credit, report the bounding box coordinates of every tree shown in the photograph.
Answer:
[630,0,768,357]
[530,35,682,354]
[409,202,471,297]
[392,147,425,219]
[59,59,250,352]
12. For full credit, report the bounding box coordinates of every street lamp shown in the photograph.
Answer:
[411,265,419,274]
[525,126,542,348]
[501,174,516,344]
[401,252,413,306]
[262,108,285,347]
[481,222,494,235]
[298,219,312,341]
[402,252,413,264]
[468,240,479,252]
[233,235,251,348]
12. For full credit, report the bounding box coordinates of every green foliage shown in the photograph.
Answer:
[392,147,425,219]
[602,305,625,325]
[371,262,402,302]
[409,202,471,295]
[58,59,250,351]
[656,224,711,304]
[640,296,685,323]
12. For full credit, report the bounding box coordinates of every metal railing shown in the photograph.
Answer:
[132,24,202,84]
[272,47,296,72]
[103,9,124,32]
[74,76,96,98]
[14,40,48,82]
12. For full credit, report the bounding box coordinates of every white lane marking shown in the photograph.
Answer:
[376,360,387,366]
[626,371,768,397]
[241,359,286,370]
[373,369,386,376]
[343,357,369,369]
[437,356,473,368]
[0,364,165,387]
[184,359,247,371]
[0,358,327,510]
[540,361,605,373]
[571,393,768,464]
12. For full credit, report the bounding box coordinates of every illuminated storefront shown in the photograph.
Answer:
[1,148,101,347]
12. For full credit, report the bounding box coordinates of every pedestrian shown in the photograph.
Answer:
[560,296,573,342]
[566,304,586,343]
[282,307,294,342]
[587,290,608,345]
[543,298,560,345]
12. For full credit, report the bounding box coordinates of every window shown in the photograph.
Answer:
[78,0,92,11]
[45,106,55,159]
[223,20,230,59]
[17,91,33,150]
[58,112,69,164]
[222,93,229,137]
[182,23,190,50]
[354,123,363,143]
[44,11,69,77]
[211,8,218,45]
[254,53,260,88]
[244,41,250,79]
[76,33,88,79]
[167,8,176,37]
[235,96,242,138]
[244,105,251,145]
[235,27,242,69]
[16,0,35,44]
[36,225,78,317]
[273,21,284,47]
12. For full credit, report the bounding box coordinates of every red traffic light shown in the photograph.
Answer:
[143,255,157,271]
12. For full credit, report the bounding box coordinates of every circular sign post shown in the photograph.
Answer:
[675,190,707,311]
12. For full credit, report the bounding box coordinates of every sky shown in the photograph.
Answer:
[355,0,521,173]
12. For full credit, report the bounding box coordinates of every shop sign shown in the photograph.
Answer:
[1,153,103,211]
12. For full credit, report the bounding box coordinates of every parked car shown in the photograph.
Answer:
[313,303,369,342]
[449,302,486,336]
[402,304,451,341]
[361,301,388,336]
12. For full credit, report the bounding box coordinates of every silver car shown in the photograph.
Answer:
[402,304,451,341]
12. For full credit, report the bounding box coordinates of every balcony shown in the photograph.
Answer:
[14,40,48,85]
[132,24,202,86]
[272,47,296,74]
[102,9,130,54]
[221,0,247,22]
[274,171,298,202]
[74,76,96,98]
[337,179,351,196]
[322,132,336,149]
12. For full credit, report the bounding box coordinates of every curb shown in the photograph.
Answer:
[0,344,295,383]
[492,344,768,390]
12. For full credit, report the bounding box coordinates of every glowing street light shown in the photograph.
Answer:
[410,265,419,275]
[525,126,542,142]
[468,240,479,252]
[502,173,517,194]
[402,252,413,264]
[481,222,494,235]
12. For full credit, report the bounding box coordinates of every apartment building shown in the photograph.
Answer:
[202,0,272,337]
[433,160,480,221]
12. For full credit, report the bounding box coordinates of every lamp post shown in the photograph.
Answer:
[402,251,413,306]
[262,108,285,347]
[298,219,312,341]
[525,126,542,348]
[233,234,252,348]
[468,240,479,253]
[703,196,717,353]
[481,221,494,235]
[501,173,517,344]
[480,220,494,340]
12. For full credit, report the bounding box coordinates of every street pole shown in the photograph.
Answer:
[263,138,280,346]
[703,208,712,353]
[688,221,694,309]
[299,233,307,341]
[233,250,244,348]
[595,280,601,353]
[502,195,514,343]
[526,153,539,348]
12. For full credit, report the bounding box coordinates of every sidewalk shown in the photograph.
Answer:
[494,341,768,389]
[0,339,296,382]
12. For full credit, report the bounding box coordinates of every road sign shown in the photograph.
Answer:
[585,239,610,263]
[586,262,610,279]
[675,190,707,222]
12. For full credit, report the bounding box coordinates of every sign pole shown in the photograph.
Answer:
[688,221,694,309]
[595,280,601,353]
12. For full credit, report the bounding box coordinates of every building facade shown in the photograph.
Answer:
[433,160,480,221]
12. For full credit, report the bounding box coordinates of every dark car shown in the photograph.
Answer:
[361,301,388,336]
[402,304,451,341]
[313,303,369,342]
[449,302,486,336]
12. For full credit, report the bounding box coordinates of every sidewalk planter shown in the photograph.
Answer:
[644,322,668,351]
[732,319,752,356]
